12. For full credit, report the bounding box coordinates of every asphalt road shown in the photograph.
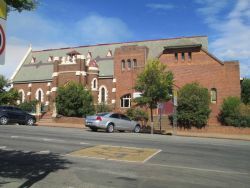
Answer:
[0,125,250,188]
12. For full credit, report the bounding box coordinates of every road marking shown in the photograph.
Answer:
[80,142,90,145]
[10,135,64,143]
[146,163,249,175]
[0,146,6,149]
[143,149,162,163]
[68,145,160,163]
[36,150,51,154]
[11,135,19,138]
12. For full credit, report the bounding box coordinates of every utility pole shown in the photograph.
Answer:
[173,90,178,135]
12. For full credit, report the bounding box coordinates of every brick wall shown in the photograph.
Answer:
[114,45,148,112]
[159,48,240,124]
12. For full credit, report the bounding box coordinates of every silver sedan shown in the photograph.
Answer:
[85,112,141,133]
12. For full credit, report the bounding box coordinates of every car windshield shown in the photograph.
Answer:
[96,112,109,116]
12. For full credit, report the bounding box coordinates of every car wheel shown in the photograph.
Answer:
[107,123,114,133]
[26,118,34,126]
[0,116,8,125]
[134,125,141,133]
[90,127,98,132]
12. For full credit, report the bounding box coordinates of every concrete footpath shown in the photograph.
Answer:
[36,122,250,141]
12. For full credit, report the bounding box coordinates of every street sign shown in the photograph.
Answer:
[173,90,178,106]
[0,0,6,65]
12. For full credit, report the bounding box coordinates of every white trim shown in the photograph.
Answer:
[27,92,31,96]
[88,72,99,75]
[46,91,50,95]
[76,55,86,59]
[88,67,99,71]
[18,89,25,103]
[35,88,44,102]
[91,78,98,91]
[51,87,57,92]
[52,72,58,77]
[113,78,116,83]
[53,57,60,61]
[45,101,49,105]
[28,83,32,87]
[47,82,51,86]
[10,47,32,82]
[112,99,115,104]
[107,50,112,57]
[87,52,92,59]
[75,71,81,76]
[112,88,116,92]
[98,85,108,104]
[48,56,53,62]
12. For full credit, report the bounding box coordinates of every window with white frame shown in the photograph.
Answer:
[18,89,25,103]
[35,89,44,102]
[98,85,108,103]
[120,94,131,108]
[91,78,98,90]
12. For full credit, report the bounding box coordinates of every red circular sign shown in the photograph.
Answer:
[0,24,6,55]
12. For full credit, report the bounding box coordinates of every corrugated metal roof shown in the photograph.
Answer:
[12,36,208,82]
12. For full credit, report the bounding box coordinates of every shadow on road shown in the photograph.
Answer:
[0,149,72,188]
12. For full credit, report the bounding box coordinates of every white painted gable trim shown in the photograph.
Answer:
[10,46,32,82]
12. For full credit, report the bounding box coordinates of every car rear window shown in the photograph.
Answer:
[96,112,109,117]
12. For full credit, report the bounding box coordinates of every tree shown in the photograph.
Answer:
[134,59,173,133]
[177,83,211,129]
[241,78,250,105]
[0,75,19,105]
[5,0,38,12]
[218,96,250,127]
[56,82,95,117]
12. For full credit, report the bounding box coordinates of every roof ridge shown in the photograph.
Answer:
[32,35,207,53]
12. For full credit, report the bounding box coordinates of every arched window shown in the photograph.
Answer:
[121,60,125,70]
[18,89,25,103]
[91,78,98,90]
[133,59,137,68]
[211,88,217,104]
[35,89,44,103]
[120,94,131,108]
[98,85,108,104]
[101,88,105,103]
[127,59,132,69]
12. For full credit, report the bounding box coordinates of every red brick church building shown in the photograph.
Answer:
[10,36,240,123]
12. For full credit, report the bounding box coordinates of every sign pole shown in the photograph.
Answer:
[173,91,178,135]
[0,0,6,65]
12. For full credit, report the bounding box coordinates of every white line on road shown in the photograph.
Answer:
[11,135,19,138]
[10,135,65,143]
[80,142,90,145]
[143,149,162,163]
[36,150,51,154]
[146,163,249,175]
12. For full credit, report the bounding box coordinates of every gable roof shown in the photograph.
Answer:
[11,36,208,83]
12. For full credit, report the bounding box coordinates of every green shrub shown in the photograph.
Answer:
[241,78,250,105]
[126,108,149,122]
[219,96,250,127]
[177,83,211,129]
[18,100,38,113]
[95,103,111,113]
[56,82,95,117]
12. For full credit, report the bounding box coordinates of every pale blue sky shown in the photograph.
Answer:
[0,0,249,78]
